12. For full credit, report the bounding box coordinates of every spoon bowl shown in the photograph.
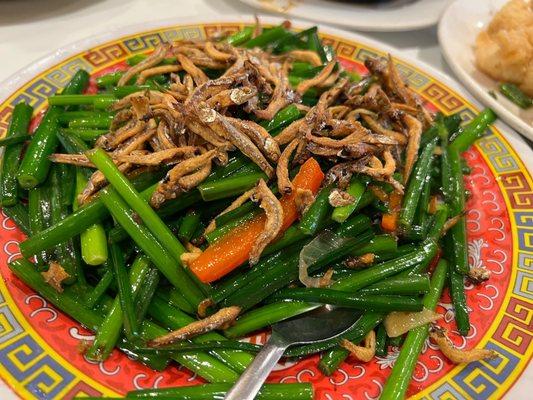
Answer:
[225,306,361,400]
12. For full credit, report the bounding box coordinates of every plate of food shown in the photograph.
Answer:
[0,16,531,400]
[238,0,451,32]
[439,0,533,141]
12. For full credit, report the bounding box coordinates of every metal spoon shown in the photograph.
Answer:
[225,307,361,400]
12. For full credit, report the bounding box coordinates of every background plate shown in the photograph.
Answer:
[238,0,451,32]
[439,0,533,141]
[0,16,531,400]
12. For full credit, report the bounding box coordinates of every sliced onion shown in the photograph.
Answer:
[384,308,442,338]
[299,230,351,287]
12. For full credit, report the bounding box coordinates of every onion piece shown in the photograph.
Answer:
[299,230,351,287]
[384,308,441,338]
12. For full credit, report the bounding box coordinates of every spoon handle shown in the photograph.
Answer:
[225,333,288,400]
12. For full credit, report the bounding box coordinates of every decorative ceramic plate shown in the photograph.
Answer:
[0,17,531,400]
[238,0,451,32]
[438,0,533,141]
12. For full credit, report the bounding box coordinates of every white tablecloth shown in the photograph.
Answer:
[0,0,530,398]
[0,0,449,79]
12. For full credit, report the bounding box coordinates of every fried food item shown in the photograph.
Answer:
[475,0,533,96]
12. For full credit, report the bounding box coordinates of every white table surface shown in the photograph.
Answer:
[0,0,448,79]
[0,0,530,399]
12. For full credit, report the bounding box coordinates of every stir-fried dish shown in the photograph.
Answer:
[0,21,499,400]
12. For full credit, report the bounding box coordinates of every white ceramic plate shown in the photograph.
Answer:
[438,0,533,141]
[238,0,451,32]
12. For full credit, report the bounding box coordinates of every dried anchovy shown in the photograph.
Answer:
[249,179,284,264]
[328,188,355,207]
[228,118,281,163]
[361,114,407,145]
[402,114,422,183]
[254,62,294,120]
[79,162,134,204]
[429,327,498,364]
[204,41,234,62]
[148,306,241,346]
[113,127,157,156]
[204,188,256,235]
[98,120,145,150]
[151,150,217,207]
[41,262,70,293]
[114,147,197,166]
[196,103,274,177]
[177,162,212,191]
[275,119,306,145]
[286,50,322,66]
[467,267,491,285]
[206,87,258,109]
[154,119,177,150]
[176,53,209,86]
[296,60,336,95]
[118,43,170,86]
[386,54,418,107]
[49,154,95,168]
[137,65,182,85]
[340,330,376,362]
[360,151,404,193]
[110,109,133,131]
[295,188,315,215]
[276,138,300,195]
